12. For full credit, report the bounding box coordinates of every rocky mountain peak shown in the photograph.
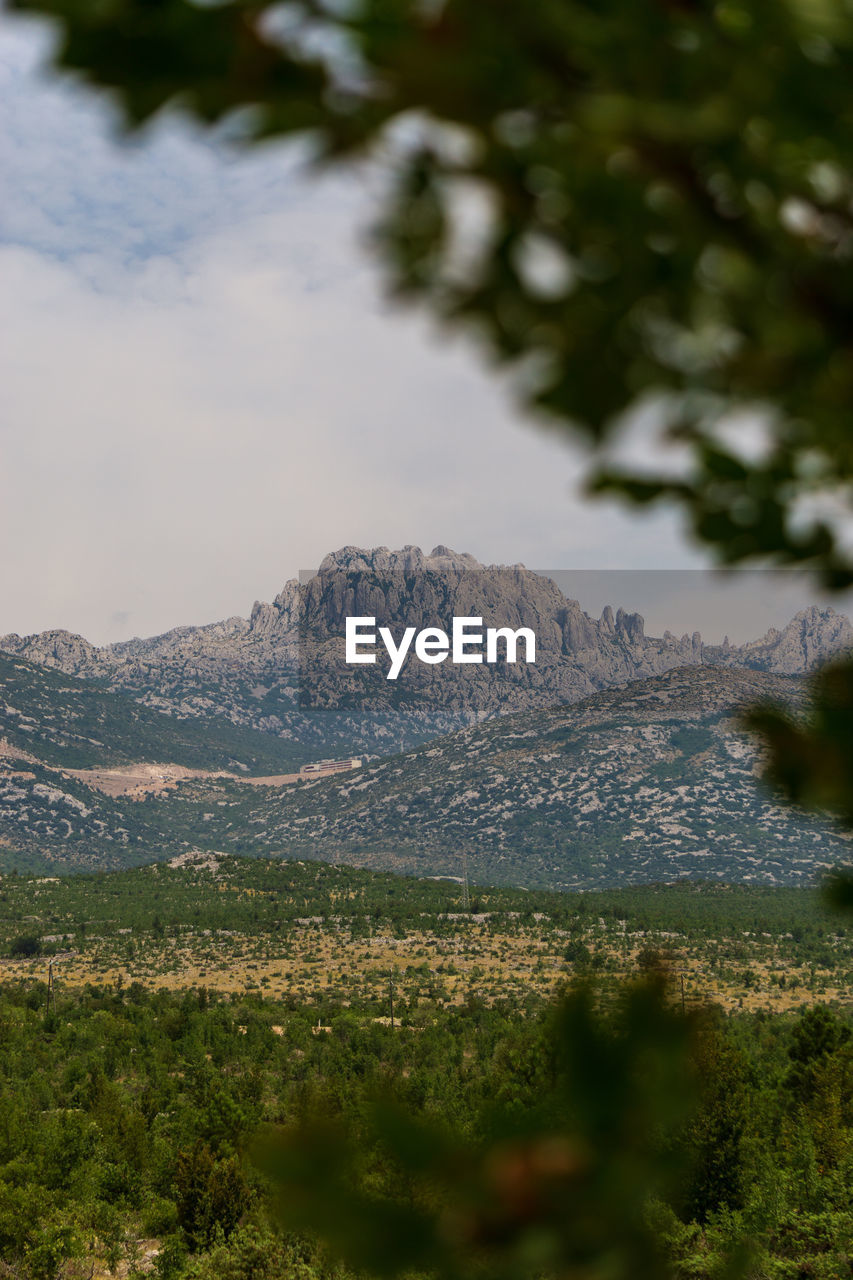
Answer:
[615,607,645,644]
[318,544,487,575]
[2,547,851,747]
[0,628,100,674]
[731,603,853,674]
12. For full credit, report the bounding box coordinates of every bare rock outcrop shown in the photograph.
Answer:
[722,605,853,674]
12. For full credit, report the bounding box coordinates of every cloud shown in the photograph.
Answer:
[0,16,321,265]
[0,17,704,646]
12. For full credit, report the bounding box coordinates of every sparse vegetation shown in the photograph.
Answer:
[0,858,850,1014]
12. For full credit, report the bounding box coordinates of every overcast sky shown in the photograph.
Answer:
[2,14,849,647]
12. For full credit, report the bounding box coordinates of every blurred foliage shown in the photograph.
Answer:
[257,978,714,1280]
[743,655,853,897]
[8,0,853,587]
[744,657,853,825]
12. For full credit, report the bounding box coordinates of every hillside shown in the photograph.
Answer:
[3,663,850,888]
[201,665,850,889]
[0,651,307,874]
[0,652,308,773]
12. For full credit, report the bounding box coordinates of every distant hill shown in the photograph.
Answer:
[212,664,851,890]
[0,651,311,874]
[0,652,304,773]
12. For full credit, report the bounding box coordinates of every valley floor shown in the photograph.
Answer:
[0,856,849,1016]
[1,913,849,1018]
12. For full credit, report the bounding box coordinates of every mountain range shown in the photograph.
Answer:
[2,546,851,754]
[1,546,852,887]
[1,660,850,888]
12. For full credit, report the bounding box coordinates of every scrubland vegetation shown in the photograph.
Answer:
[1,858,851,1012]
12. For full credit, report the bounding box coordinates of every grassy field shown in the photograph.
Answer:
[1,855,849,1017]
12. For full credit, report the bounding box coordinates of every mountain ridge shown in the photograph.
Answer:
[2,547,851,756]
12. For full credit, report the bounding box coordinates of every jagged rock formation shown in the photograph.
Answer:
[708,604,853,674]
[2,547,851,753]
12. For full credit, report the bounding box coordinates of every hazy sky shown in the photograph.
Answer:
[1,15,848,647]
[541,571,853,647]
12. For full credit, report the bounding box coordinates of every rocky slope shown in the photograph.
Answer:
[2,547,851,755]
[0,652,303,774]
[3,664,850,888]
[193,665,852,890]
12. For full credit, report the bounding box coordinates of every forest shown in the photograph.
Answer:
[0,971,851,1279]
[0,859,850,1279]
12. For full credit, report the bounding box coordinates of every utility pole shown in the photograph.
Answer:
[46,959,56,1016]
[680,971,686,1016]
[389,970,395,1029]
[462,849,470,911]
